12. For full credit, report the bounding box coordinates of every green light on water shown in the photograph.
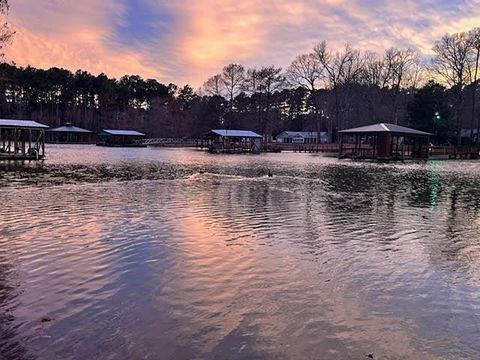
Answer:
[428,161,442,208]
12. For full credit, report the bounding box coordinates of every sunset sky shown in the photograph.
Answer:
[5,0,480,87]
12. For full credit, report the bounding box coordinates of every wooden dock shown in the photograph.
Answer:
[0,119,48,161]
[268,143,341,153]
[270,143,480,160]
[430,146,480,159]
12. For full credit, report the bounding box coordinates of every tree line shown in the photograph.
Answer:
[0,21,479,143]
[201,27,480,144]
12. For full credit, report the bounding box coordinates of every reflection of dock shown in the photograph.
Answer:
[0,119,48,161]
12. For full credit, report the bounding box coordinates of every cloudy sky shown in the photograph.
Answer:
[5,0,480,87]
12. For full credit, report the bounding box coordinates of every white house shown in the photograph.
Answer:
[275,131,329,144]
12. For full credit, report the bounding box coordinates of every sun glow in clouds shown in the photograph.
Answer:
[5,0,480,87]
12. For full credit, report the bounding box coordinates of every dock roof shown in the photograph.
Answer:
[48,125,92,133]
[0,119,49,129]
[99,129,145,136]
[208,129,262,138]
[339,123,432,136]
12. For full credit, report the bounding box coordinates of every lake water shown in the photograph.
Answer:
[1,145,480,359]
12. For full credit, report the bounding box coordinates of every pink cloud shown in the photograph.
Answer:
[6,0,161,79]
[3,0,480,87]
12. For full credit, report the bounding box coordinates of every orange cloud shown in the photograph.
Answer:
[164,0,314,85]
[3,0,480,88]
[6,0,161,79]
[8,23,160,79]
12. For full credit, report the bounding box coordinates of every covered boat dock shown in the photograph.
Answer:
[0,119,48,160]
[47,123,93,144]
[97,129,146,147]
[202,129,263,154]
[339,123,432,161]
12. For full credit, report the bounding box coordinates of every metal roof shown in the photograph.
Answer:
[339,123,432,136]
[0,119,49,129]
[208,129,262,138]
[99,129,145,136]
[48,125,92,133]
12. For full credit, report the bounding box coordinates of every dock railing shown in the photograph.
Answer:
[270,143,340,153]
[430,145,480,159]
[139,138,198,147]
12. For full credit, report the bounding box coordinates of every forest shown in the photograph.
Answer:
[0,0,479,145]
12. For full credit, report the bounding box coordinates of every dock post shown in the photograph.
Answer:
[339,134,344,157]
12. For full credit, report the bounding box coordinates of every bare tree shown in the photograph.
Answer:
[286,53,325,139]
[202,74,226,126]
[313,41,338,138]
[313,42,364,136]
[203,74,224,97]
[242,68,260,95]
[240,68,261,130]
[222,63,245,109]
[339,47,365,128]
[469,28,480,144]
[362,51,391,88]
[341,47,364,85]
[432,32,473,87]
[195,25,480,144]
[257,66,284,94]
[361,51,392,121]
[255,66,284,142]
[384,48,420,123]
[286,53,324,92]
[432,32,475,144]
[0,0,13,59]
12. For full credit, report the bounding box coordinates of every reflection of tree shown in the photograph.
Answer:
[186,178,328,252]
[187,163,480,279]
[403,171,440,208]
[319,164,403,244]
[189,180,276,243]
[0,255,33,360]
[319,162,480,277]
[425,184,480,280]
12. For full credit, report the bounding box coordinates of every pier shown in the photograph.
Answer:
[430,145,480,159]
[0,119,48,160]
[338,123,431,161]
[97,129,147,147]
[200,129,263,154]
[47,123,93,144]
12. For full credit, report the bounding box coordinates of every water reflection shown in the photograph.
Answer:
[0,252,34,360]
[0,147,480,359]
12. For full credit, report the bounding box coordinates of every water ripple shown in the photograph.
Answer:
[1,147,480,359]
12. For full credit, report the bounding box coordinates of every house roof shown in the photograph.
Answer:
[0,119,49,129]
[460,128,479,137]
[339,123,432,136]
[48,125,92,133]
[208,129,262,138]
[99,129,145,136]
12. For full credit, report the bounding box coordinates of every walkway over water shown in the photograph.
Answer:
[140,138,197,146]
